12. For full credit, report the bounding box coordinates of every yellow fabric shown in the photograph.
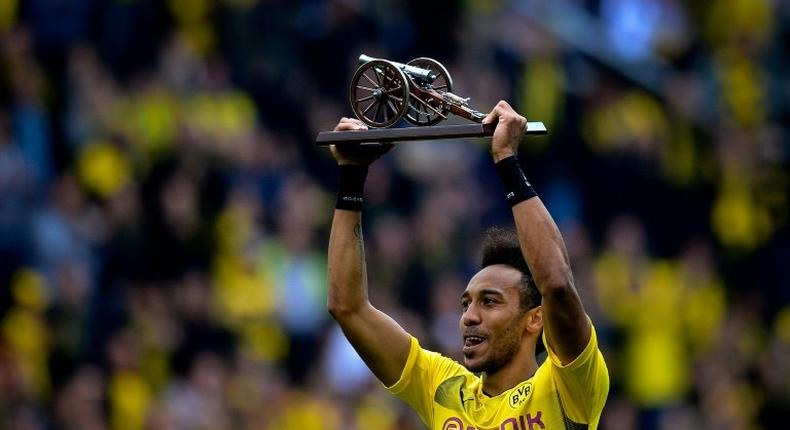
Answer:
[714,49,766,128]
[121,88,177,171]
[109,371,153,430]
[0,0,18,32]
[660,118,698,187]
[623,262,689,405]
[1,308,50,399]
[269,392,341,430]
[684,279,726,355]
[168,0,212,23]
[519,58,565,152]
[11,268,49,311]
[387,322,608,429]
[712,173,772,251]
[706,0,773,48]
[355,393,397,430]
[582,90,668,156]
[595,257,687,405]
[182,90,257,146]
[775,306,790,343]
[77,140,132,198]
[2,268,51,399]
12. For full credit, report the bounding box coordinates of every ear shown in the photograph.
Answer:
[525,306,543,335]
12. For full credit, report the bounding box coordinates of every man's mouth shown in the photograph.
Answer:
[463,335,486,352]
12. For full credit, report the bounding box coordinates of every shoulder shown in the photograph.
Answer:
[539,321,610,424]
[543,317,607,374]
[388,337,472,394]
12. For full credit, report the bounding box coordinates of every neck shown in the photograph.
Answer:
[481,348,538,396]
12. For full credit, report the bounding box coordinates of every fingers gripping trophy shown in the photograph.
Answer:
[322,55,609,430]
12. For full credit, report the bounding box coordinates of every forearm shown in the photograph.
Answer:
[492,152,572,290]
[327,209,369,316]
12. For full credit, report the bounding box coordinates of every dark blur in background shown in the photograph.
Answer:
[0,0,788,429]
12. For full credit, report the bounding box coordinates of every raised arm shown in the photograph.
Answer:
[326,118,411,387]
[484,101,590,364]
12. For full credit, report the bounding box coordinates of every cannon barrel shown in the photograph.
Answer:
[358,54,436,82]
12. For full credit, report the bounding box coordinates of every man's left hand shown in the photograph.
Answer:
[482,101,527,163]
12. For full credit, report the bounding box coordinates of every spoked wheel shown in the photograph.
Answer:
[349,60,409,128]
[404,57,453,126]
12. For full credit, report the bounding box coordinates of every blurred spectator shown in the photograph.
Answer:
[594,217,725,429]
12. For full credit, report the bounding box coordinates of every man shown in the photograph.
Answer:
[327,101,609,429]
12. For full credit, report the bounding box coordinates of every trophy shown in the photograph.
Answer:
[316,54,547,145]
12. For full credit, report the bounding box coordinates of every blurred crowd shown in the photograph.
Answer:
[0,0,788,429]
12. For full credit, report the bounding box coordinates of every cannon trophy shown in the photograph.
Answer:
[316,54,546,145]
[351,54,481,127]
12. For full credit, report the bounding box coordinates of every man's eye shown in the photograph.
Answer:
[461,301,469,310]
[483,298,496,305]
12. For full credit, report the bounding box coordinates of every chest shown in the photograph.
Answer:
[432,380,568,430]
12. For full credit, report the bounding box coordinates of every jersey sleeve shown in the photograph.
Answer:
[543,319,609,424]
[385,336,467,427]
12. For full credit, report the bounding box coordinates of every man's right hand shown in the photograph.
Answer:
[330,117,393,166]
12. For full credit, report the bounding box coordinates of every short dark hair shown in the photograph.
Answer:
[481,227,541,312]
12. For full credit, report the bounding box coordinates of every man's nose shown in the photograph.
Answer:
[462,304,481,326]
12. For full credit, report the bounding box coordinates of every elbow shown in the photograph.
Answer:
[327,303,366,322]
[327,302,353,320]
[326,294,365,321]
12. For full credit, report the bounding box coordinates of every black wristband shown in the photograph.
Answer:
[336,164,369,211]
[495,155,538,207]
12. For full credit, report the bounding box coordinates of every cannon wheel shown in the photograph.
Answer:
[404,57,453,126]
[350,60,409,128]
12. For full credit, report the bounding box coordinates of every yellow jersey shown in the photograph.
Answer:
[387,322,609,430]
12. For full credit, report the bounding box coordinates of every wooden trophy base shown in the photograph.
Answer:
[315,122,547,146]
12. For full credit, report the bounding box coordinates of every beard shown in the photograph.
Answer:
[465,316,524,374]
